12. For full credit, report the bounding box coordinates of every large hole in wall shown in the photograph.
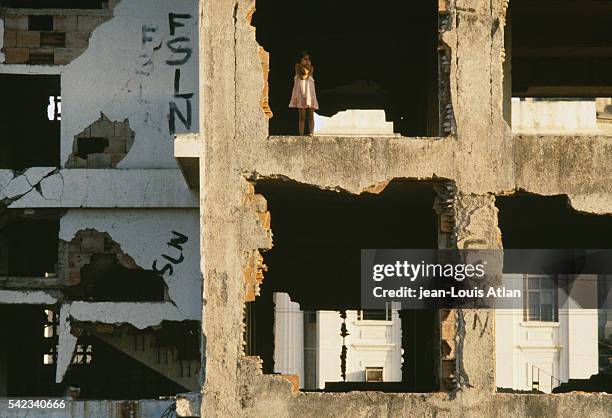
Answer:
[505,1,612,131]
[495,193,612,394]
[61,321,200,399]
[66,114,135,168]
[0,210,60,278]
[0,305,60,397]
[253,0,439,137]
[62,229,167,302]
[0,306,199,398]
[245,179,440,392]
[0,75,60,169]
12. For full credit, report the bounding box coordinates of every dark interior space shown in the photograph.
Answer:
[0,307,196,398]
[0,305,58,396]
[65,254,167,302]
[497,193,612,249]
[0,0,105,8]
[0,212,59,277]
[63,337,187,399]
[252,0,439,136]
[510,0,612,97]
[0,75,60,169]
[28,15,53,31]
[75,137,109,159]
[246,179,439,392]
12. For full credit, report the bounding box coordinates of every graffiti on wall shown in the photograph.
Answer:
[139,12,195,136]
[167,13,194,135]
[153,231,189,276]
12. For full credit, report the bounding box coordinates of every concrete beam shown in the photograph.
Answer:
[174,133,201,189]
[2,169,198,208]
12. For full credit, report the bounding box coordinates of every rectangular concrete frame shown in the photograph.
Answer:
[199,0,612,416]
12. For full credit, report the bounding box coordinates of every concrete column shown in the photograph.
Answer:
[200,0,242,416]
[454,193,503,392]
[451,0,514,193]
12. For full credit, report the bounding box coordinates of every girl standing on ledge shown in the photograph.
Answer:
[289,51,319,135]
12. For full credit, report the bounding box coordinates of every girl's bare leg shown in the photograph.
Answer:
[298,108,306,135]
[308,109,315,135]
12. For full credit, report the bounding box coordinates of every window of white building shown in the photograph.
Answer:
[524,275,559,322]
[365,367,384,382]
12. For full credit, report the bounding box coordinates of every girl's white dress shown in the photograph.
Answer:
[289,73,319,109]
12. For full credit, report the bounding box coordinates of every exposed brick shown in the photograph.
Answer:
[65,31,89,48]
[29,49,54,65]
[16,31,40,48]
[54,48,83,65]
[68,270,81,286]
[3,48,29,64]
[54,16,77,31]
[106,136,126,154]
[90,118,115,138]
[77,15,104,32]
[245,194,267,212]
[117,253,138,269]
[80,235,105,253]
[4,16,28,31]
[110,154,126,166]
[69,252,90,270]
[87,153,112,168]
[76,126,91,139]
[256,211,271,229]
[40,32,66,48]
[3,30,17,48]
[114,121,132,137]
[278,375,300,394]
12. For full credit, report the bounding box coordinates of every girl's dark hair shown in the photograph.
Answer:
[297,50,311,63]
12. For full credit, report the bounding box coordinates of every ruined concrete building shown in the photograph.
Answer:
[1,0,612,417]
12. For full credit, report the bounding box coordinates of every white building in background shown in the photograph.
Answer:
[496,274,599,393]
[273,292,402,390]
[511,97,612,135]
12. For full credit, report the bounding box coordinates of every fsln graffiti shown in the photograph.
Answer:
[153,231,189,276]
[167,13,194,135]
[137,12,194,135]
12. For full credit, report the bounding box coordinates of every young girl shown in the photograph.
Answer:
[289,51,319,135]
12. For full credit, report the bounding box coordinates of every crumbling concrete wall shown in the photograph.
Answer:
[0,0,202,404]
[1,168,197,209]
[200,0,612,416]
[0,0,199,169]
[65,113,135,168]
[59,0,199,169]
[60,209,201,320]
[1,8,114,65]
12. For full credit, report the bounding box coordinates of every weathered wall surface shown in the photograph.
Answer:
[0,1,203,402]
[0,0,199,169]
[514,135,612,214]
[1,168,197,208]
[59,0,198,168]
[60,209,201,319]
[200,0,612,416]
